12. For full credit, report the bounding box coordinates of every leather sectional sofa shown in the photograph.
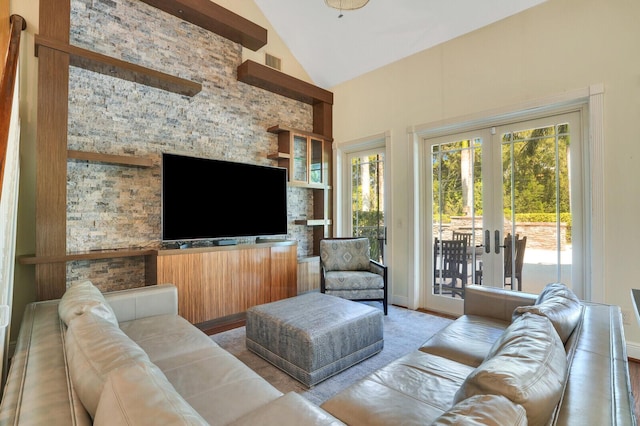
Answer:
[321,284,636,425]
[0,281,635,425]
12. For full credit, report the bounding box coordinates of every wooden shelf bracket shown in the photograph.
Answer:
[238,60,333,106]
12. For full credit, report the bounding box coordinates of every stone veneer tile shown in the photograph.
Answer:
[67,0,317,290]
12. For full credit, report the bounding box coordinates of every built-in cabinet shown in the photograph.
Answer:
[155,242,297,329]
[297,256,320,294]
[268,125,330,188]
[268,125,332,256]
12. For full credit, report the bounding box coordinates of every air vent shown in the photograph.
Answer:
[265,53,282,71]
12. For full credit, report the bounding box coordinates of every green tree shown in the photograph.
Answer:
[352,155,385,260]
[432,140,481,220]
[432,124,570,222]
[502,124,571,216]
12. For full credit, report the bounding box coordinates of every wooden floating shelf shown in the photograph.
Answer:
[289,182,328,190]
[68,150,154,167]
[238,60,333,106]
[267,152,290,160]
[18,248,157,265]
[294,219,332,226]
[138,0,267,51]
[267,124,330,141]
[35,35,202,97]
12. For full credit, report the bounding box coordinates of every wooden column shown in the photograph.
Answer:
[35,0,70,300]
[313,101,333,141]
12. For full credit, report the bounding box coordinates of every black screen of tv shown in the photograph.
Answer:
[162,153,288,241]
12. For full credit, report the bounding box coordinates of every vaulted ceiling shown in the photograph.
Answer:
[254,0,547,89]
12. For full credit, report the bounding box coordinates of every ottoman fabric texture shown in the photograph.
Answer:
[246,293,384,387]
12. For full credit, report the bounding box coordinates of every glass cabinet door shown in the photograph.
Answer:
[310,138,323,184]
[292,135,308,183]
[323,139,331,186]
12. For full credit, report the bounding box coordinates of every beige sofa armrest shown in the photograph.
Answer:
[464,285,537,322]
[0,302,93,426]
[104,284,178,323]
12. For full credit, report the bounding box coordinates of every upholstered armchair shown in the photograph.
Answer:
[319,238,388,315]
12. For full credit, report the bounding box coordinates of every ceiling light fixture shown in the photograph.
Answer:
[325,0,369,18]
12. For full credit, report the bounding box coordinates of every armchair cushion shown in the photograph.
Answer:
[323,271,384,291]
[320,239,371,272]
[323,289,385,301]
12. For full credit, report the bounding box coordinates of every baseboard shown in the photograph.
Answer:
[392,295,408,308]
[627,341,640,360]
[196,312,246,336]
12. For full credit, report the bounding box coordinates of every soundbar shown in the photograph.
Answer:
[255,237,288,243]
[212,239,238,246]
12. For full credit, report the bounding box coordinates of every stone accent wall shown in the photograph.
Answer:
[66,0,315,291]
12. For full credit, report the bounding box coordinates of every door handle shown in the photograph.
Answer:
[495,230,501,254]
[484,230,490,253]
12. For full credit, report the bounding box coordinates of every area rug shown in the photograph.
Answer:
[210,304,453,406]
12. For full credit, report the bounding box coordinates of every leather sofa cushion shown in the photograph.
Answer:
[121,313,283,424]
[104,283,178,322]
[94,361,208,426]
[119,314,217,363]
[455,313,567,426]
[229,392,345,426]
[58,280,118,326]
[321,351,475,425]
[65,310,151,417]
[419,315,510,367]
[431,394,527,426]
[513,282,582,343]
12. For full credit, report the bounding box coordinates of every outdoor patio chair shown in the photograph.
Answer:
[452,231,472,247]
[320,237,388,315]
[433,238,468,298]
[504,233,527,291]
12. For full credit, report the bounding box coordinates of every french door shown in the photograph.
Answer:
[347,148,386,264]
[427,111,582,312]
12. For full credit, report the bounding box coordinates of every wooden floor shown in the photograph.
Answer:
[630,359,640,416]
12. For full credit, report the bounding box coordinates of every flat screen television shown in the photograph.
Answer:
[162,153,288,241]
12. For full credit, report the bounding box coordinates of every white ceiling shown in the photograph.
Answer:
[253,0,547,89]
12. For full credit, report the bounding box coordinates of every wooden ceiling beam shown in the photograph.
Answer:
[139,0,267,51]
[237,60,334,106]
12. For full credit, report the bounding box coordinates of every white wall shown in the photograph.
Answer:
[330,0,640,349]
[9,0,38,345]
[208,0,313,84]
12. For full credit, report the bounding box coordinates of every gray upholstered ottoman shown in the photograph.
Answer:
[245,292,384,387]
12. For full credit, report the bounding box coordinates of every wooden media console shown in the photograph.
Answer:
[154,241,298,333]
